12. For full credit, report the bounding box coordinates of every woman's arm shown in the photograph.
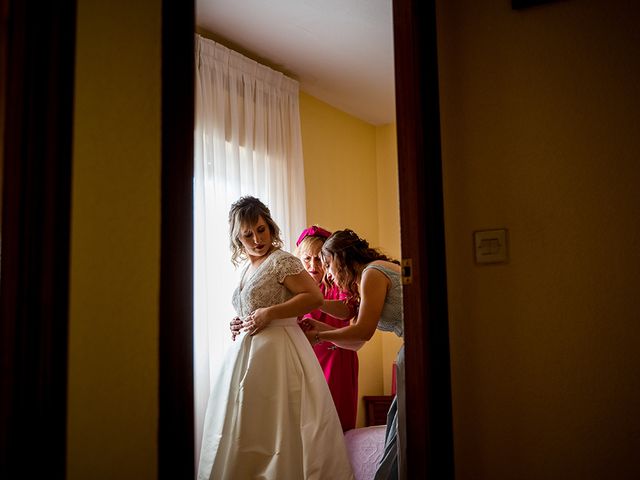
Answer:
[306,268,388,350]
[303,319,367,350]
[318,299,353,320]
[245,270,323,335]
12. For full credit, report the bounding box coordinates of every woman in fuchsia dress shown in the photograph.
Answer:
[295,226,360,431]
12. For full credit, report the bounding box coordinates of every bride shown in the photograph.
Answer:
[197,196,354,480]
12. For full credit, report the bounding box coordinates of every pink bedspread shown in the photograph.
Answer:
[344,425,387,480]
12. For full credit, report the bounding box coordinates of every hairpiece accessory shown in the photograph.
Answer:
[296,225,332,246]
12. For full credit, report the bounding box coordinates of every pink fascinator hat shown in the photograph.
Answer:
[296,225,332,247]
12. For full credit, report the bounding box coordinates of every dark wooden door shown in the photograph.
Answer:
[393,0,455,478]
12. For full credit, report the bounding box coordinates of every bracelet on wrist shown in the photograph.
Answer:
[314,332,321,345]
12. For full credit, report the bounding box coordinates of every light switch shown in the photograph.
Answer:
[474,229,508,264]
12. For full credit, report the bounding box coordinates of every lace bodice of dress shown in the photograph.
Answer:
[232,248,305,318]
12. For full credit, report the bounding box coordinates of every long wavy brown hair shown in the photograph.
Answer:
[228,196,283,266]
[320,229,398,301]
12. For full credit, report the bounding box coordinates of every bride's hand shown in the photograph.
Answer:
[244,308,271,336]
[230,316,244,341]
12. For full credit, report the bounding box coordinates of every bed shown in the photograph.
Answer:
[344,425,387,480]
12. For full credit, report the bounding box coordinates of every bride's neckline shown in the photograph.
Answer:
[240,247,277,288]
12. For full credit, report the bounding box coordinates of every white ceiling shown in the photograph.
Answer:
[196,0,396,126]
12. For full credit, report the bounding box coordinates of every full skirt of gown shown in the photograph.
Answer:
[197,317,354,480]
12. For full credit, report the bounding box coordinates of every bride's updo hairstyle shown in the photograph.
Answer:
[321,229,398,300]
[228,196,283,266]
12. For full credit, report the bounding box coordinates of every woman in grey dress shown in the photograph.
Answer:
[303,229,405,480]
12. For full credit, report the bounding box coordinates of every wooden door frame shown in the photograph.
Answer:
[159,0,455,477]
[0,0,77,477]
[158,0,195,478]
[393,1,455,478]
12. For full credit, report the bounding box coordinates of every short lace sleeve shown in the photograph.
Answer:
[272,251,305,283]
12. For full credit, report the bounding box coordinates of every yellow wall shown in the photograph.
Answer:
[299,91,379,241]
[67,0,161,478]
[437,0,640,478]
[299,92,402,426]
[375,123,404,394]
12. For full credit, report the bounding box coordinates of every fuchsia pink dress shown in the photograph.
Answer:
[302,284,359,431]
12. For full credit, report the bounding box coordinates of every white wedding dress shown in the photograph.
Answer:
[197,248,354,480]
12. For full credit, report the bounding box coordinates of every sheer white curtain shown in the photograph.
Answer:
[193,34,307,461]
